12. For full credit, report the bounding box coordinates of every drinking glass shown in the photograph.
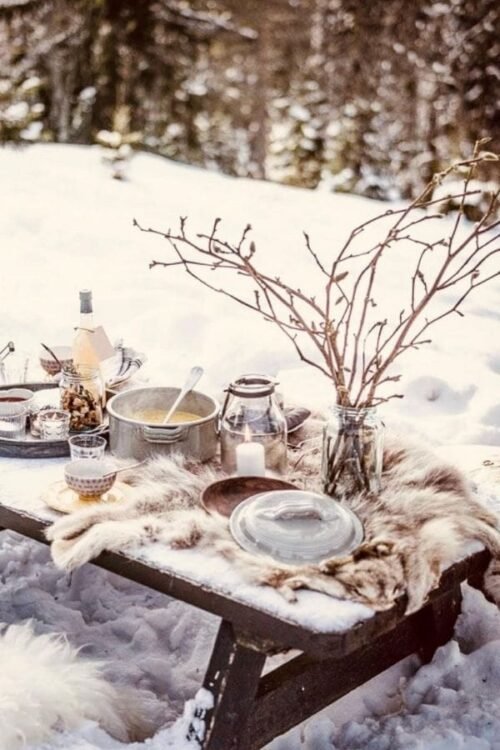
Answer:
[0,410,27,440]
[69,434,107,460]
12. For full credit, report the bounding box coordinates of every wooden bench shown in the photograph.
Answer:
[0,500,490,750]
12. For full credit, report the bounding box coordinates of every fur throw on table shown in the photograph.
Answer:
[46,431,500,615]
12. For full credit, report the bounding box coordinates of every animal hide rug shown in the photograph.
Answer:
[46,432,500,615]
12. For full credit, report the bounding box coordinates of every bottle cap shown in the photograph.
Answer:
[79,289,93,314]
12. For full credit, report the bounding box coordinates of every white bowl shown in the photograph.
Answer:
[0,388,34,416]
[64,459,117,499]
[39,346,73,376]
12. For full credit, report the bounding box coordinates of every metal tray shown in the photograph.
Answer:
[0,382,68,459]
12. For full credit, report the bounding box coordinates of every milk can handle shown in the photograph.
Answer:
[217,389,231,437]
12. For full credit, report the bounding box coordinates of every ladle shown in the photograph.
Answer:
[162,366,204,425]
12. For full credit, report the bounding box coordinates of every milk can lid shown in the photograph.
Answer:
[227,375,276,398]
[230,489,364,564]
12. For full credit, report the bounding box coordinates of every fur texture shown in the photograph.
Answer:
[46,433,500,615]
[0,621,156,749]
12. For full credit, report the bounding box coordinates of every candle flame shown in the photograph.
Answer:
[244,424,252,442]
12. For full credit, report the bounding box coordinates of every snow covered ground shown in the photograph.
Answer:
[1,144,500,749]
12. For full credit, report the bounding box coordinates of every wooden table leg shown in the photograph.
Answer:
[197,619,267,750]
[417,582,462,662]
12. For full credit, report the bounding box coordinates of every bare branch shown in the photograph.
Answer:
[137,145,500,410]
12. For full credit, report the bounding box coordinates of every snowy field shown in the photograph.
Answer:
[1,144,500,749]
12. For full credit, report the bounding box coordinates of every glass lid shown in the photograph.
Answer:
[229,490,364,564]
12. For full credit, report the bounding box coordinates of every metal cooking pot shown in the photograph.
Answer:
[107,387,219,462]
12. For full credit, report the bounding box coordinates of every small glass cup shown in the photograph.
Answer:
[0,351,31,385]
[0,409,27,440]
[38,409,71,441]
[69,434,106,460]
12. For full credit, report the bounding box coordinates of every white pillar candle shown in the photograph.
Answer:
[236,440,265,477]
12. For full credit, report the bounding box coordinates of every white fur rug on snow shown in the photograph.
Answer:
[0,621,155,750]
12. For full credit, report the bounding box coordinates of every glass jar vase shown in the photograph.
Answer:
[60,365,104,432]
[321,405,384,498]
[220,375,287,476]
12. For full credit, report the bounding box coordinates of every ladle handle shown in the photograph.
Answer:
[0,341,15,363]
[162,366,204,425]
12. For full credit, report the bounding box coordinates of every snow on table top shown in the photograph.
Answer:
[0,455,375,635]
[1,445,498,638]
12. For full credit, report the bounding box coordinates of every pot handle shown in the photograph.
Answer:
[142,425,188,445]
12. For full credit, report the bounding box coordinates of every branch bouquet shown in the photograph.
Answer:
[136,142,499,496]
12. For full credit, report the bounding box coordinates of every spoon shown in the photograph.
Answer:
[162,366,204,425]
[101,461,145,479]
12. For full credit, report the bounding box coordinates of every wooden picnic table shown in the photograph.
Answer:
[0,465,492,750]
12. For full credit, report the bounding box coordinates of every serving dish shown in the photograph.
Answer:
[0,383,69,458]
[0,383,107,459]
[0,387,34,416]
[107,386,219,462]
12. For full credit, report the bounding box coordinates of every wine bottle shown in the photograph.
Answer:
[72,290,115,375]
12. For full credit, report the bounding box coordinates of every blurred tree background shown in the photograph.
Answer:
[0,0,498,198]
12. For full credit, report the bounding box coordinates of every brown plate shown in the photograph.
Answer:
[201,476,299,517]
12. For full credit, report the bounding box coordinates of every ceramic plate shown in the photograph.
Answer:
[201,476,298,517]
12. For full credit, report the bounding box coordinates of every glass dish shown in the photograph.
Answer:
[230,489,364,564]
